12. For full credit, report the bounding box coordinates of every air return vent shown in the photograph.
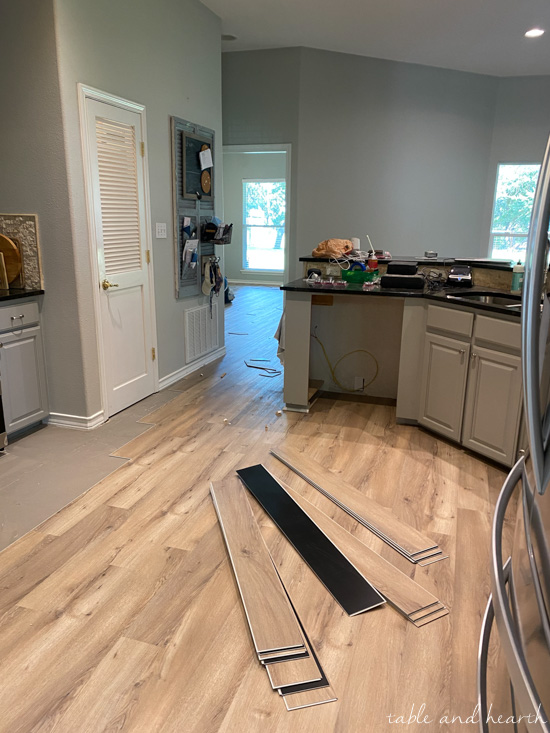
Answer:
[184,303,219,363]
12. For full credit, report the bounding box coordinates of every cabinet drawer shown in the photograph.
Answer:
[426,304,474,338]
[474,315,521,352]
[0,301,39,333]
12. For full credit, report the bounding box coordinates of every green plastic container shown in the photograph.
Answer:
[341,268,379,284]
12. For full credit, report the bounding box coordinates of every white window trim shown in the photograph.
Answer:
[223,143,291,282]
[488,161,540,259]
[242,178,286,273]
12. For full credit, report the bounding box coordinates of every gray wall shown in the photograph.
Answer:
[222,49,301,277]
[481,76,550,249]
[52,0,223,414]
[223,48,550,279]
[0,0,88,418]
[223,151,287,284]
[1,0,223,420]
[296,49,497,271]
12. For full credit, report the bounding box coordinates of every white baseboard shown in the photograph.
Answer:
[158,346,226,391]
[47,410,106,430]
[228,279,283,286]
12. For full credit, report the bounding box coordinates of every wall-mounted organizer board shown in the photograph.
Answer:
[171,116,216,299]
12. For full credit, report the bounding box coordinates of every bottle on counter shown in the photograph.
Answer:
[511,261,525,294]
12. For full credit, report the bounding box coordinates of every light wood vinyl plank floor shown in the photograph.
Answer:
[0,286,508,731]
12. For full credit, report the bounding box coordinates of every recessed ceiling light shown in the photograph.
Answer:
[525,28,545,38]
[222,34,237,42]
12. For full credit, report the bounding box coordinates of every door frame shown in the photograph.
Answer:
[78,84,159,420]
[222,143,291,284]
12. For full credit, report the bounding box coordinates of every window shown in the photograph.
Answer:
[489,163,540,262]
[242,179,286,271]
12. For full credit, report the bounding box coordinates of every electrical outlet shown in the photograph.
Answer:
[354,377,364,391]
[155,222,167,239]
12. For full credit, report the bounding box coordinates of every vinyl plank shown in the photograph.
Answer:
[279,480,445,622]
[236,465,385,616]
[271,446,441,558]
[123,526,226,647]
[282,686,338,711]
[35,461,147,536]
[266,650,321,690]
[259,649,309,664]
[35,636,159,733]
[265,594,321,689]
[411,607,450,627]
[210,477,305,654]
[0,563,169,732]
[0,605,53,659]
[0,504,129,617]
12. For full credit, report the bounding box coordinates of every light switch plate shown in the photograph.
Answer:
[155,222,167,239]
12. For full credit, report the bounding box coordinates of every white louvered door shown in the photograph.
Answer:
[85,98,155,417]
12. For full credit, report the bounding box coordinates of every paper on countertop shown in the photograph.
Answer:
[199,148,213,170]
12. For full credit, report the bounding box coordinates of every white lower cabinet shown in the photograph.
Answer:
[0,305,49,435]
[417,305,522,466]
[419,333,470,442]
[462,346,522,465]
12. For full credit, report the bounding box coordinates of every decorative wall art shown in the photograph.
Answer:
[0,214,43,289]
[171,117,216,298]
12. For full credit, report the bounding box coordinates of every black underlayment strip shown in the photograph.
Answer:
[236,465,386,616]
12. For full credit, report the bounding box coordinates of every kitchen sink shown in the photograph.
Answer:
[445,291,522,309]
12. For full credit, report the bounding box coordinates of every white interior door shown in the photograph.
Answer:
[84,94,156,417]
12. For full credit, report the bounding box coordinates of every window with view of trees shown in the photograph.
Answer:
[243,180,286,271]
[489,163,540,262]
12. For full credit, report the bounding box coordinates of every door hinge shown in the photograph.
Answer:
[151,347,156,361]
[145,250,151,264]
[140,141,145,157]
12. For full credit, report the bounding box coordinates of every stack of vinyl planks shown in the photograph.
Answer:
[271,446,449,566]
[210,454,450,709]
[210,478,337,711]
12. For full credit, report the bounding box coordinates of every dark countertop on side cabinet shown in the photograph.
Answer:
[280,278,521,317]
[0,288,45,302]
[299,256,514,271]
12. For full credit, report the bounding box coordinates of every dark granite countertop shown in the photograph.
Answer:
[299,256,514,271]
[0,288,45,302]
[281,278,521,317]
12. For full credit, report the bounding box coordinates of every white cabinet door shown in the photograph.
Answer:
[0,325,48,434]
[462,345,522,466]
[419,332,470,442]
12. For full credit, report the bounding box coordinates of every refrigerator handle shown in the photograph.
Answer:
[491,457,550,731]
[477,558,513,733]
[522,133,550,495]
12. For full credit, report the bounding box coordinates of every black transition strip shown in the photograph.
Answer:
[236,465,385,616]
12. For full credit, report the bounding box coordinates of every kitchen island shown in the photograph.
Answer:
[281,276,522,465]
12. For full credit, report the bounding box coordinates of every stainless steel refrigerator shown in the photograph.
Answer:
[478,136,550,731]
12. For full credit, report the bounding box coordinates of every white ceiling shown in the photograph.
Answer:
[201,0,550,77]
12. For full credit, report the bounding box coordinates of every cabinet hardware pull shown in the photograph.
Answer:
[471,352,478,361]
[459,349,465,355]
[10,314,24,320]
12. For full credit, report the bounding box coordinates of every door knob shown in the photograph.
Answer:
[101,279,119,290]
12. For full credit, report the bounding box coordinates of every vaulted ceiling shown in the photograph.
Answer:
[201,0,550,76]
